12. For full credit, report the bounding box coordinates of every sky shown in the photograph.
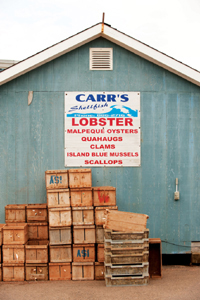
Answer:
[0,0,200,71]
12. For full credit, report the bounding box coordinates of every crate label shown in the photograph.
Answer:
[49,176,62,185]
[65,92,140,167]
[77,249,89,257]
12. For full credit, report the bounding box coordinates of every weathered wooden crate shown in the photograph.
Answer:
[0,264,2,281]
[5,205,26,223]
[72,207,94,225]
[49,227,71,245]
[49,263,71,280]
[68,169,92,188]
[105,262,149,276]
[95,206,118,225]
[93,187,116,206]
[25,263,48,281]
[96,225,104,243]
[72,262,94,280]
[48,207,71,227]
[104,238,149,250]
[73,244,95,262]
[104,229,149,240]
[73,225,95,244]
[45,170,68,190]
[0,224,5,246]
[3,223,28,245]
[3,263,25,281]
[104,251,149,264]
[95,262,104,280]
[50,245,72,263]
[3,245,25,264]
[25,240,49,264]
[104,210,149,233]
[28,223,48,240]
[26,204,48,223]
[71,188,93,207]
[47,189,70,207]
[105,274,149,287]
[149,238,162,278]
[97,244,104,262]
[105,246,149,256]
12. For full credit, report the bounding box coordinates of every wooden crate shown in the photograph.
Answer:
[26,204,47,223]
[104,238,149,250]
[104,251,149,264]
[0,264,2,281]
[3,245,25,263]
[49,227,71,245]
[73,225,95,244]
[95,206,118,225]
[0,224,5,246]
[50,245,72,263]
[149,238,162,278]
[28,223,48,240]
[47,189,70,207]
[5,205,26,223]
[105,262,149,276]
[95,262,104,280]
[25,263,48,281]
[49,207,71,227]
[3,263,25,281]
[49,263,71,280]
[93,187,116,206]
[73,244,95,262]
[68,169,92,188]
[72,207,94,225]
[105,274,149,287]
[71,188,93,207]
[45,170,68,190]
[25,240,49,264]
[97,244,104,262]
[104,210,149,233]
[104,229,149,240]
[96,225,104,243]
[3,223,28,245]
[72,262,94,280]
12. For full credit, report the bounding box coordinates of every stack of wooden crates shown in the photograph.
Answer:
[104,229,149,286]
[45,168,118,280]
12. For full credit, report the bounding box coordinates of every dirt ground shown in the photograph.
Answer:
[0,265,200,300]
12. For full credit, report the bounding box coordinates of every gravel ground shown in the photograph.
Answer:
[0,265,200,300]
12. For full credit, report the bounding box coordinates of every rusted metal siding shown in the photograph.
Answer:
[0,38,200,253]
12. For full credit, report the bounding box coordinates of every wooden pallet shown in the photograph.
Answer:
[104,229,149,240]
[105,246,149,256]
[104,251,149,264]
[105,262,149,276]
[104,238,149,249]
[105,274,149,287]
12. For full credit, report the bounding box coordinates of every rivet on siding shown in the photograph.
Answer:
[28,91,33,106]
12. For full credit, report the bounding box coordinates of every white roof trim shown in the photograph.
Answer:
[0,23,200,87]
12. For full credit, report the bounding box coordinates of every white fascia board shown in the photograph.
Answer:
[103,25,200,87]
[0,24,102,86]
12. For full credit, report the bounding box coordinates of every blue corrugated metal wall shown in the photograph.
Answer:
[1,37,200,253]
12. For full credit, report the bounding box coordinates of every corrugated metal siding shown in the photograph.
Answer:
[0,38,200,253]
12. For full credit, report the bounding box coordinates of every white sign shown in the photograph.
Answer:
[64,92,140,167]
